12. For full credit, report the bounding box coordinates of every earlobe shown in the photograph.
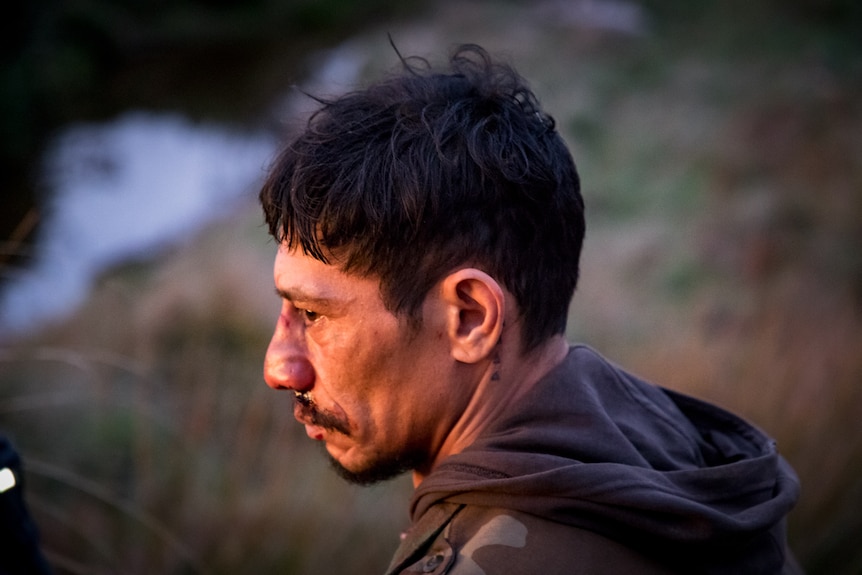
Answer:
[441,269,505,364]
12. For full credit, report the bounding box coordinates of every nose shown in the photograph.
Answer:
[263,311,315,392]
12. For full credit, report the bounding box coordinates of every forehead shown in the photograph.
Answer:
[273,244,381,305]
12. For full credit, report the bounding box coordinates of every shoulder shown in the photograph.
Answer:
[392,505,675,575]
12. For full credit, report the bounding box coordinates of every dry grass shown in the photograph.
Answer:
[1,208,413,573]
[2,1,861,573]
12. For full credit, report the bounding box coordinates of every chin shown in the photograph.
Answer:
[325,449,422,486]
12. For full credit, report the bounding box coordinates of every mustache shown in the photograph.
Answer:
[295,394,351,436]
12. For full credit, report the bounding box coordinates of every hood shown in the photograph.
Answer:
[411,346,800,574]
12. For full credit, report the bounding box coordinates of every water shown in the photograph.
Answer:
[0,112,276,336]
[0,41,372,339]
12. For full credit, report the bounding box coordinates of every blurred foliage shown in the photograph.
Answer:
[0,0,429,270]
[0,214,413,573]
[2,0,862,573]
[641,0,862,65]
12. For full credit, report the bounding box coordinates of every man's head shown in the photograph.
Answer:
[260,44,584,353]
[261,44,585,485]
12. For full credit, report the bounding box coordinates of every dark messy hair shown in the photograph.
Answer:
[260,44,585,352]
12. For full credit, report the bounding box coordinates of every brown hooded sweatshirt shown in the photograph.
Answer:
[385,346,801,575]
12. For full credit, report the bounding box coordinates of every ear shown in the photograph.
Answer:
[440,268,505,364]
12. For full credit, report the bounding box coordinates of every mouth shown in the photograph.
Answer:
[292,392,351,438]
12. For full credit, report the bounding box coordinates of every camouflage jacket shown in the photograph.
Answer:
[385,346,801,574]
[385,502,677,574]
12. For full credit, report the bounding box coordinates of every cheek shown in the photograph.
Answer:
[306,328,372,403]
[309,315,411,410]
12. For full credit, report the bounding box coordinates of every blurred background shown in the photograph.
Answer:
[1,0,861,573]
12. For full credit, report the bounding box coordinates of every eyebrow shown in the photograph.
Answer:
[274,287,340,310]
[276,287,321,303]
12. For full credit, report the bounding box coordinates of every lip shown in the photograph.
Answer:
[294,403,325,441]
[293,404,311,426]
[304,424,325,441]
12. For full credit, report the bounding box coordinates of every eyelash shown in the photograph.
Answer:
[301,309,320,324]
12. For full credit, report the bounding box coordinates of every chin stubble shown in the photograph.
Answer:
[325,448,422,486]
[295,392,423,485]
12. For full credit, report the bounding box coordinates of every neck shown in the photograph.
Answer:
[412,334,569,487]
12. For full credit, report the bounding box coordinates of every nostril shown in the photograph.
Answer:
[286,357,315,392]
[263,352,315,392]
[264,378,288,391]
[262,372,285,390]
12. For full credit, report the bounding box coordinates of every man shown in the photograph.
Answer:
[259,44,801,574]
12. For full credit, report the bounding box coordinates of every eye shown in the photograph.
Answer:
[301,309,320,324]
